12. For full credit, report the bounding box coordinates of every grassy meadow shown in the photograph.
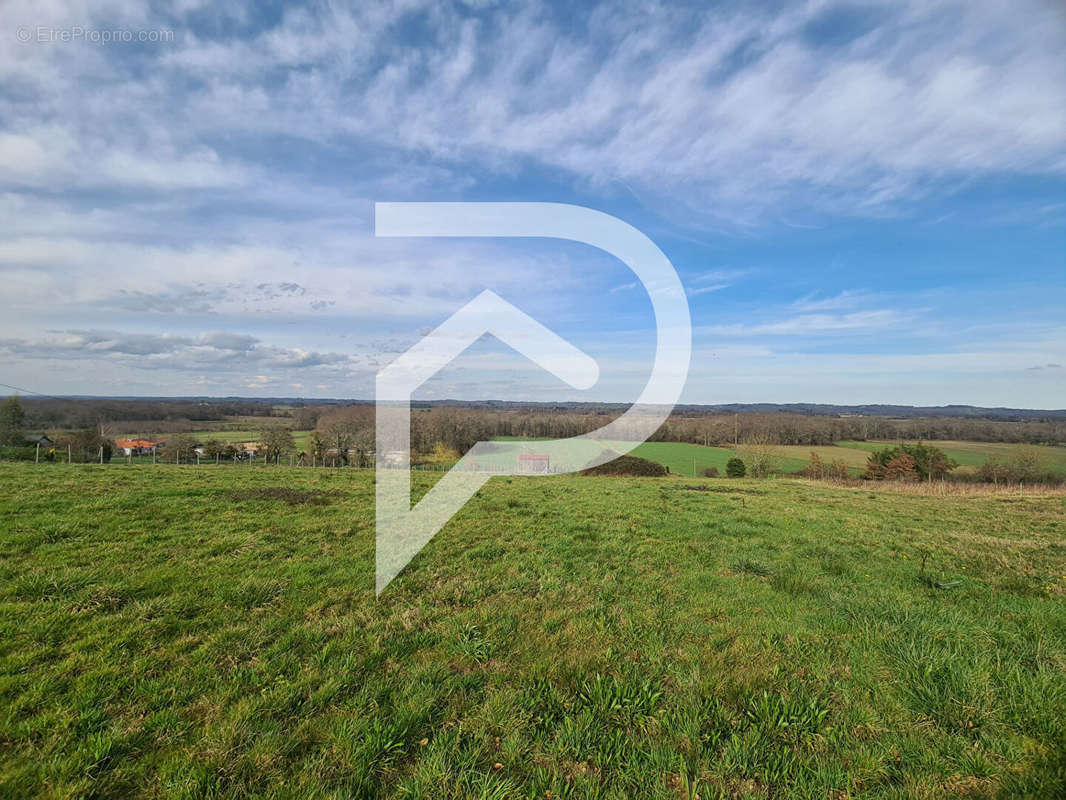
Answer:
[2,463,1065,798]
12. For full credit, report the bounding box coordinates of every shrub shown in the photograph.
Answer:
[884,453,919,481]
[726,457,746,478]
[801,452,825,478]
[737,435,782,478]
[54,430,114,463]
[0,445,37,462]
[863,443,955,481]
[201,439,239,460]
[701,466,719,478]
[581,454,668,477]
[977,446,1059,484]
[827,460,850,480]
[799,453,851,481]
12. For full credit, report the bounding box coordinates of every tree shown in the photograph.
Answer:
[726,457,746,478]
[1006,444,1047,483]
[977,456,1011,484]
[801,452,825,479]
[202,439,237,460]
[738,432,782,478]
[430,441,460,463]
[307,431,325,464]
[292,406,322,430]
[978,446,1052,484]
[55,429,114,463]
[316,406,374,466]
[883,452,918,481]
[0,395,26,446]
[863,444,955,481]
[158,433,197,464]
[260,427,296,463]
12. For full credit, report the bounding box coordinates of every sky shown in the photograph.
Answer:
[1,0,1064,407]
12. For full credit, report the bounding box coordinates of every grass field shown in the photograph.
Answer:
[491,438,811,477]
[2,463,1065,798]
[631,442,808,477]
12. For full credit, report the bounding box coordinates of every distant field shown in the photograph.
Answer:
[118,429,314,453]
[837,440,1066,476]
[106,432,1066,477]
[497,439,862,476]
[631,441,808,476]
[1,464,1064,797]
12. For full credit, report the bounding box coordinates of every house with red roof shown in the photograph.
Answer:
[115,438,162,456]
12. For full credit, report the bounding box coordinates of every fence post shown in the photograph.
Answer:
[99,446,103,465]
[68,443,71,463]
[35,442,40,463]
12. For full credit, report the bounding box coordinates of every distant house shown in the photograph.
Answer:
[115,438,161,456]
[26,434,53,448]
[517,453,550,474]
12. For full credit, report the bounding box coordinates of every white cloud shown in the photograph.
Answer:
[792,290,874,312]
[0,0,1063,402]
[687,283,729,297]
[3,1,1063,213]
[704,309,914,337]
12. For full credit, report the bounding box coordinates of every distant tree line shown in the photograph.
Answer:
[295,405,1066,450]
[11,397,1066,447]
[18,398,282,430]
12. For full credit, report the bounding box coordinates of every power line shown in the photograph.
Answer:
[0,382,67,400]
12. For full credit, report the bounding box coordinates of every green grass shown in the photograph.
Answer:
[631,441,808,477]
[2,463,1065,798]
[492,438,811,477]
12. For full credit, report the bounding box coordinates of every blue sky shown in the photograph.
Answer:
[1,0,1064,406]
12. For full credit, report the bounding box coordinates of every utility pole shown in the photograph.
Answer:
[734,413,739,450]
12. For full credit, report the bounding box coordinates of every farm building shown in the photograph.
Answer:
[517,453,550,474]
[115,438,162,456]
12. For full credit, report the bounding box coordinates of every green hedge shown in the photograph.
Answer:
[0,445,39,461]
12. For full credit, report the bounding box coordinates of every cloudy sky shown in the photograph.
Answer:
[1,0,1064,406]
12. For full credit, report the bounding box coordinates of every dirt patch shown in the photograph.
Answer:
[677,484,767,495]
[226,488,341,506]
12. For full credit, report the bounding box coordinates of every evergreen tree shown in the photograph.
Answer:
[0,396,26,446]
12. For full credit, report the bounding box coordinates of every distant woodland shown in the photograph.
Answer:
[14,396,1066,447]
